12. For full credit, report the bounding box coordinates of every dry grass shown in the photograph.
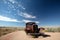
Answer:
[0,26,60,37]
[0,27,24,37]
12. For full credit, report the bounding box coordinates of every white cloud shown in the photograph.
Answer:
[0,15,20,22]
[18,12,36,18]
[8,0,25,10]
[21,6,25,10]
[18,4,25,10]
[0,15,39,23]
[22,20,39,23]
[3,0,26,11]
[35,21,39,24]
[8,0,15,4]
[23,20,32,23]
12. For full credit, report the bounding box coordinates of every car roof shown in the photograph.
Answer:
[26,22,36,25]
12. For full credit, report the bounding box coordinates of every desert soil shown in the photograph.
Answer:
[0,31,60,40]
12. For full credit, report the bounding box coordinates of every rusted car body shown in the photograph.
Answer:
[25,22,45,38]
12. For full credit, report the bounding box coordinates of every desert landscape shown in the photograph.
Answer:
[0,31,60,40]
[0,0,60,40]
[0,27,60,40]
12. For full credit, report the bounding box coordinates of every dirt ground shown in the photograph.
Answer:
[0,31,60,40]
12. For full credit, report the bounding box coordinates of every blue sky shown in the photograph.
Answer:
[0,0,60,27]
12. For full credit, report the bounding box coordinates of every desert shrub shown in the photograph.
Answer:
[57,27,60,32]
[0,27,25,37]
[45,27,60,32]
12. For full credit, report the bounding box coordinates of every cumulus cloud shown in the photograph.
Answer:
[22,20,39,23]
[0,15,20,22]
[18,12,36,18]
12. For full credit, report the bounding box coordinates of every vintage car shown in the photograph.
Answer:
[25,22,46,38]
